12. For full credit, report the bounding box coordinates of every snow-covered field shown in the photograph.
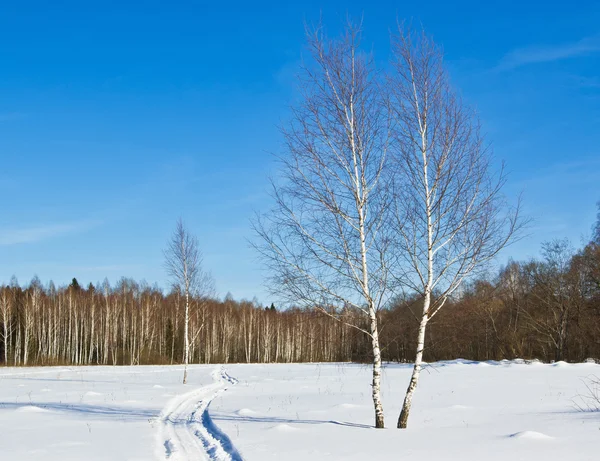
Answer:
[1,360,598,460]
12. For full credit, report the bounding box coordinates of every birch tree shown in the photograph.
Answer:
[253,21,392,428]
[164,219,212,384]
[0,286,12,364]
[388,28,522,428]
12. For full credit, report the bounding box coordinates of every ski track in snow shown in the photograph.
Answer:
[156,366,242,461]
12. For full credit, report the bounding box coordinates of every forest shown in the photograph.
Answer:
[1,210,598,367]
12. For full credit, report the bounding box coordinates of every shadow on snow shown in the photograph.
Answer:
[0,401,159,421]
[212,411,373,429]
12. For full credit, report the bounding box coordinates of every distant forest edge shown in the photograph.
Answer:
[1,213,599,366]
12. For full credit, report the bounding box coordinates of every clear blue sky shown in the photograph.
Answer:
[1,1,599,303]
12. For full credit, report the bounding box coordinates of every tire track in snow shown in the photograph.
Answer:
[156,366,242,461]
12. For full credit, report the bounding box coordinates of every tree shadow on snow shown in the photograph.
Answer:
[212,411,372,429]
[0,401,160,421]
[1,376,119,384]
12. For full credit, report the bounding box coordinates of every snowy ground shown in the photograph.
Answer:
[0,361,598,460]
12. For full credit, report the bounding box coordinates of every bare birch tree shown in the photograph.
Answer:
[164,219,212,384]
[0,286,12,364]
[388,28,522,428]
[253,21,392,428]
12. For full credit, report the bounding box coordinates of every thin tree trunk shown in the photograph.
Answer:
[398,296,429,428]
[369,303,385,428]
[399,124,432,428]
[183,289,189,384]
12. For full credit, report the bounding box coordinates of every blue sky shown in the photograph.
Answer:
[1,1,599,303]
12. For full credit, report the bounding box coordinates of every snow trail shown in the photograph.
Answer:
[156,366,242,461]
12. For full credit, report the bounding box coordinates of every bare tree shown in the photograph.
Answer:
[521,240,581,361]
[253,20,392,428]
[593,201,600,245]
[575,374,600,412]
[0,286,12,364]
[164,219,212,384]
[388,28,522,428]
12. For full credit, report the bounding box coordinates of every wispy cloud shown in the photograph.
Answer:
[0,112,26,122]
[511,156,600,190]
[0,220,100,245]
[47,264,143,274]
[0,176,18,190]
[497,35,600,70]
[572,75,600,89]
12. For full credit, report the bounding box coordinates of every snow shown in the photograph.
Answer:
[1,360,598,460]
[509,431,554,440]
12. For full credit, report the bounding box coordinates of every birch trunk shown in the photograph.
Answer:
[358,178,385,428]
[398,294,429,428]
[183,289,189,384]
[369,304,385,428]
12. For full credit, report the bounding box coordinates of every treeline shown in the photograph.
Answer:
[383,238,600,363]
[1,238,599,367]
[0,279,358,366]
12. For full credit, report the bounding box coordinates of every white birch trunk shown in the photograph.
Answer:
[398,119,433,428]
[369,304,385,428]
[398,294,429,428]
[183,289,189,384]
[359,200,385,428]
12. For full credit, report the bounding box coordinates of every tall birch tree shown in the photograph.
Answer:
[388,28,522,428]
[164,219,212,384]
[254,21,392,428]
[0,286,12,364]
